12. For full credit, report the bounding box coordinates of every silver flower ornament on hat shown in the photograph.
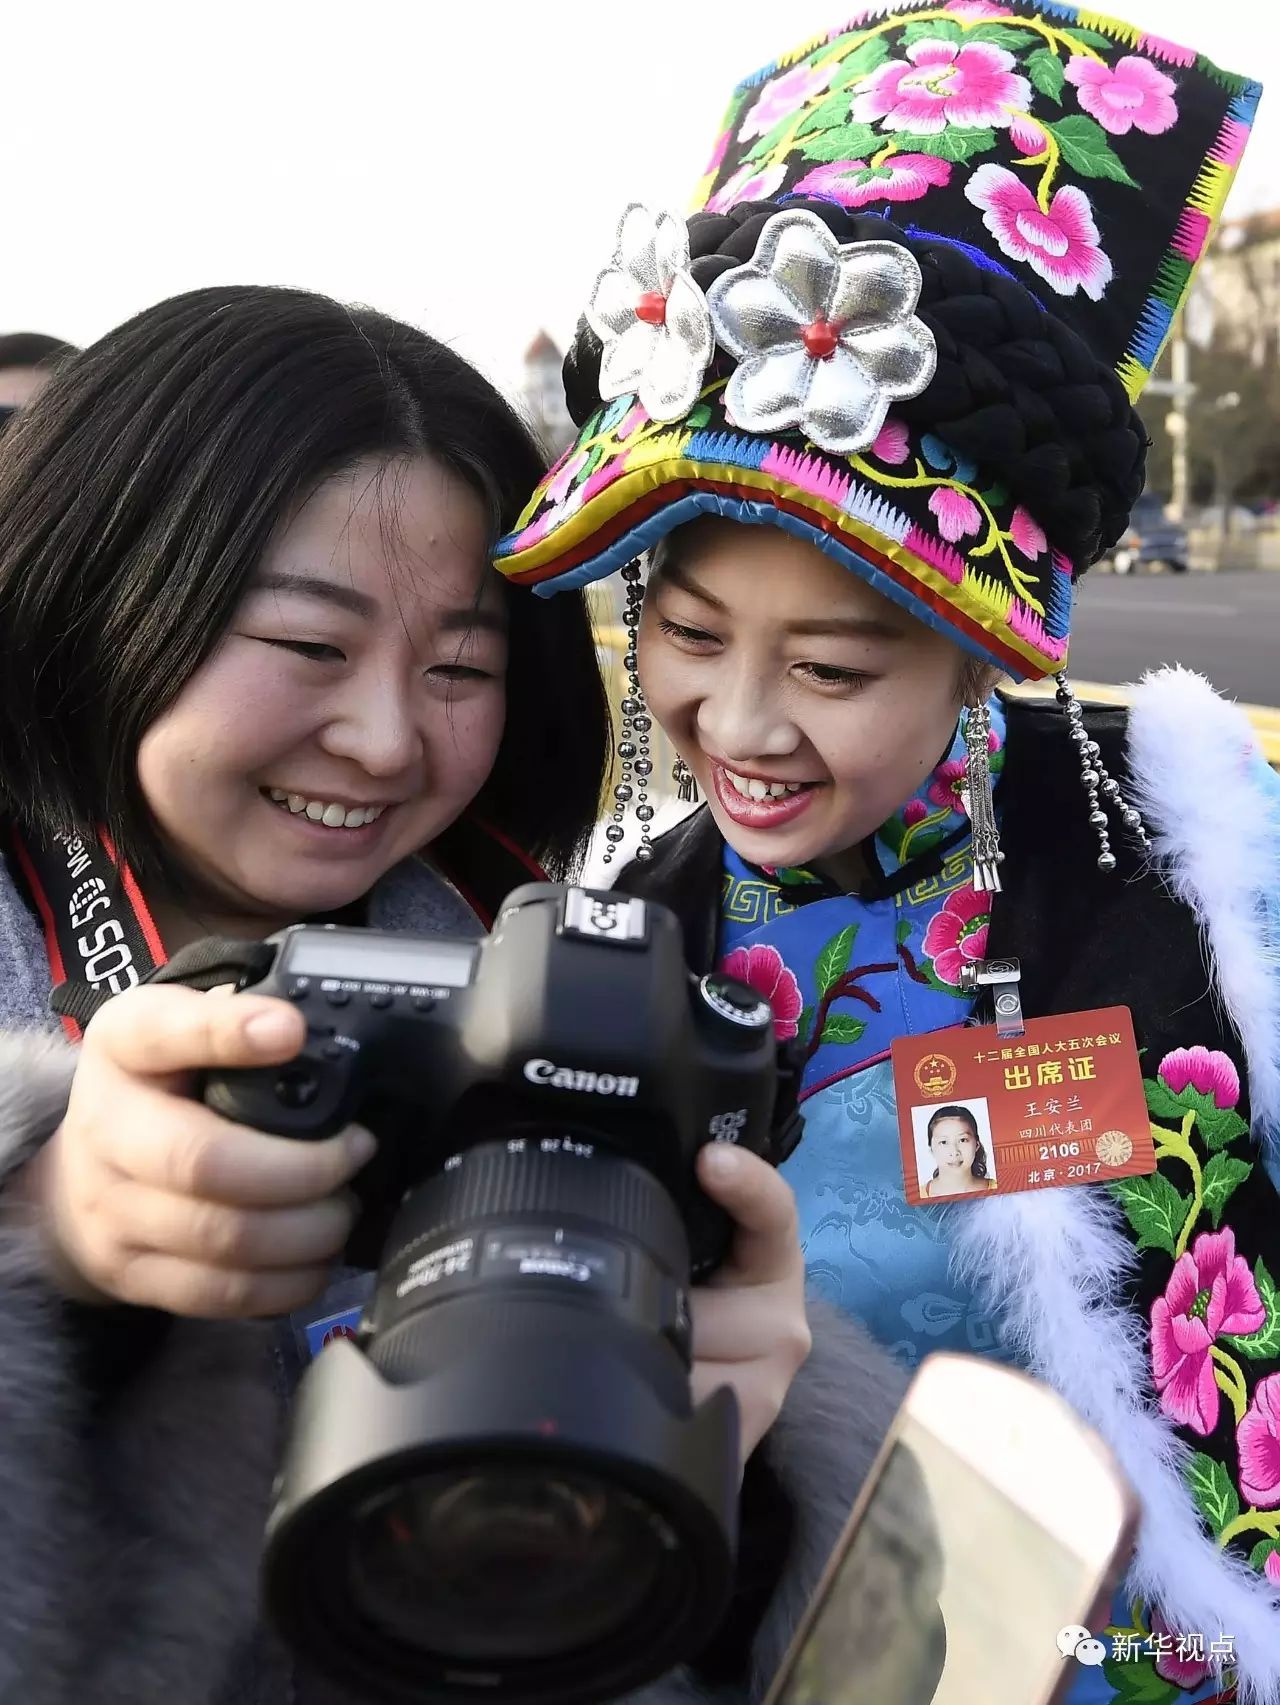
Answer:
[586,204,715,422]
[705,211,937,455]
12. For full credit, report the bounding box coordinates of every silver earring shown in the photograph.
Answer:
[961,700,1004,893]
[1055,672,1151,872]
[672,756,699,805]
[602,562,654,867]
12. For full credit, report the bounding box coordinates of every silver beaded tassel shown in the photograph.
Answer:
[962,700,1005,894]
[602,562,655,867]
[672,756,699,805]
[1055,672,1152,872]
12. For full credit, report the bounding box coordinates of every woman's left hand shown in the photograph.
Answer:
[690,1144,811,1469]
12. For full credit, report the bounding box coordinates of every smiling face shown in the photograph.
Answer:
[638,519,977,875]
[929,1116,980,1176]
[136,454,506,945]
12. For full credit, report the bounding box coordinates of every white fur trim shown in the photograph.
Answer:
[1127,665,1280,1141]
[950,1190,1280,1703]
[948,668,1280,1700]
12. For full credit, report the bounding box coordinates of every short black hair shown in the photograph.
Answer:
[0,332,78,371]
[0,286,608,881]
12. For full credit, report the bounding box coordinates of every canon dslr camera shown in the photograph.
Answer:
[203,883,799,1705]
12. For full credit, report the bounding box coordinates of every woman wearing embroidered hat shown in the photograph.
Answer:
[496,5,1280,1701]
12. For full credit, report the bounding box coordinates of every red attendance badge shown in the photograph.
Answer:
[891,1007,1156,1205]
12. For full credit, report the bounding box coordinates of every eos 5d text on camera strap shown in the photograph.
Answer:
[10,825,168,1040]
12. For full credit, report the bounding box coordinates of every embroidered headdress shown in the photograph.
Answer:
[494,3,1260,680]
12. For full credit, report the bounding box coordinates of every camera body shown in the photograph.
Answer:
[202,883,803,1705]
[206,883,795,1276]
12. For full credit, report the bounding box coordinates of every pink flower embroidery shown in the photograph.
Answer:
[705,127,732,177]
[1150,1228,1266,1436]
[793,152,951,209]
[1148,1609,1213,1689]
[1064,54,1178,137]
[965,164,1113,301]
[1159,1046,1242,1110]
[921,886,991,987]
[718,944,804,1040]
[706,160,788,214]
[928,759,968,813]
[1010,506,1047,560]
[1267,1550,1280,1587]
[928,487,982,543]
[1009,112,1048,154]
[871,416,911,464]
[945,0,1011,16]
[740,60,838,144]
[1238,1374,1280,1509]
[903,798,929,828]
[853,39,1031,135]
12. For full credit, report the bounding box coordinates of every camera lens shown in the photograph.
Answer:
[263,1139,740,1705]
[349,1468,665,1660]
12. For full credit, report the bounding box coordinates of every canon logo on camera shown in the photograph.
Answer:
[522,1057,640,1098]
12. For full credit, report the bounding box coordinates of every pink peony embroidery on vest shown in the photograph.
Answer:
[1111,1044,1280,1582]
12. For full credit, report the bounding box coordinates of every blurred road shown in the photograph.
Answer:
[1069,571,1279,705]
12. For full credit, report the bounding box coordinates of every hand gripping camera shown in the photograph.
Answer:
[203,884,800,1705]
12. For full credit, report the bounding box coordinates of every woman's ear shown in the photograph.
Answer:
[959,656,1005,705]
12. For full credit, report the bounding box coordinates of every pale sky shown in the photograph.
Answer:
[5,0,1274,396]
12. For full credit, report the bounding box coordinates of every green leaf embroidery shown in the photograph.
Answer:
[896,125,997,164]
[795,91,857,140]
[896,917,914,947]
[967,23,1032,51]
[1201,1153,1253,1227]
[1250,1538,1280,1573]
[1044,114,1139,187]
[1061,26,1118,50]
[904,829,946,860]
[685,404,712,430]
[821,1014,867,1046]
[742,113,800,165]
[798,126,882,164]
[1144,1075,1190,1122]
[797,1005,815,1044]
[816,924,858,995]
[1185,1450,1241,1538]
[1100,1661,1182,1705]
[829,35,892,88]
[1196,1100,1250,1153]
[1110,1172,1191,1258]
[1027,46,1066,103]
[903,16,962,46]
[1223,1258,1280,1359]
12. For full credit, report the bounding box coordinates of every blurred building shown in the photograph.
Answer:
[520,330,575,456]
[1204,208,1280,366]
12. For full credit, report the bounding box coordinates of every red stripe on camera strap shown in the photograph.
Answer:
[10,826,167,1042]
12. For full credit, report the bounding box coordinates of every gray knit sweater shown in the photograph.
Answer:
[0,848,907,1705]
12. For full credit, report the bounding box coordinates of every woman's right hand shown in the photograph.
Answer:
[21,985,376,1318]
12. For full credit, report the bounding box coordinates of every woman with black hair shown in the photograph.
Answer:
[922,1107,994,1200]
[0,287,878,1705]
